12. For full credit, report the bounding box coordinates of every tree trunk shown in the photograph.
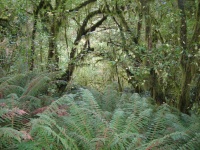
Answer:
[142,0,166,104]
[136,2,143,44]
[58,14,107,92]
[58,46,77,93]
[177,0,192,114]
[47,14,59,71]
[150,68,166,104]
[30,14,37,71]
[30,0,45,71]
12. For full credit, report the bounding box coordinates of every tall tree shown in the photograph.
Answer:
[178,0,200,113]
[30,0,45,71]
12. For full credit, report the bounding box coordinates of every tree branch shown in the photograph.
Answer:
[67,0,97,12]
[85,16,108,34]
[74,9,104,44]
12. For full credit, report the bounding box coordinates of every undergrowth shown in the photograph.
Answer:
[0,73,199,150]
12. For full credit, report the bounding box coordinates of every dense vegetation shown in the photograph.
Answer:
[0,73,200,149]
[0,0,200,149]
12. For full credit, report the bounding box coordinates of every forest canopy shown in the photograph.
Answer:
[0,0,200,149]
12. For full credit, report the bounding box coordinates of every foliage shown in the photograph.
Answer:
[1,79,199,149]
[1,0,200,113]
[32,88,200,150]
[0,0,200,149]
[0,72,58,113]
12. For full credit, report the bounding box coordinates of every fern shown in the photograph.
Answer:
[22,75,50,97]
[0,84,25,97]
[0,82,200,150]
[0,127,24,149]
[30,109,79,149]
[0,74,27,87]
[27,89,200,149]
[0,72,59,115]
[0,106,30,149]
[110,109,125,133]
[101,84,120,112]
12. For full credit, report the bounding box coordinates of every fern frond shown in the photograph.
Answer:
[0,77,10,85]
[80,88,102,113]
[22,75,50,97]
[0,127,26,149]
[30,114,78,150]
[0,107,29,131]
[0,93,19,108]
[0,84,24,97]
[0,74,27,87]
[177,132,200,150]
[125,108,153,134]
[136,131,189,150]
[18,95,42,112]
[0,127,23,142]
[101,84,120,112]
[110,109,125,133]
[89,88,103,107]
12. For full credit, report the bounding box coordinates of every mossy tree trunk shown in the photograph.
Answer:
[30,0,45,71]
[47,15,60,71]
[46,1,64,71]
[178,0,200,114]
[143,0,165,104]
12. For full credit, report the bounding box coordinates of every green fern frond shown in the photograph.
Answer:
[0,74,27,87]
[80,88,102,113]
[0,73,50,99]
[125,108,153,134]
[0,77,10,85]
[118,92,132,106]
[0,127,25,149]
[110,109,125,133]
[0,107,29,131]
[30,114,78,150]
[0,127,23,142]
[177,132,200,150]
[101,84,120,112]
[18,95,42,112]
[109,133,143,150]
[137,131,189,150]
[0,72,37,88]
[0,84,24,97]
[22,75,50,97]
[89,88,103,107]
[0,93,19,108]
[17,141,41,150]
[41,94,72,115]
[0,107,10,123]
[129,93,142,103]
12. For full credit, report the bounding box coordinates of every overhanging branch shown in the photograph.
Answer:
[67,0,97,12]
[85,16,108,34]
[74,9,105,44]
